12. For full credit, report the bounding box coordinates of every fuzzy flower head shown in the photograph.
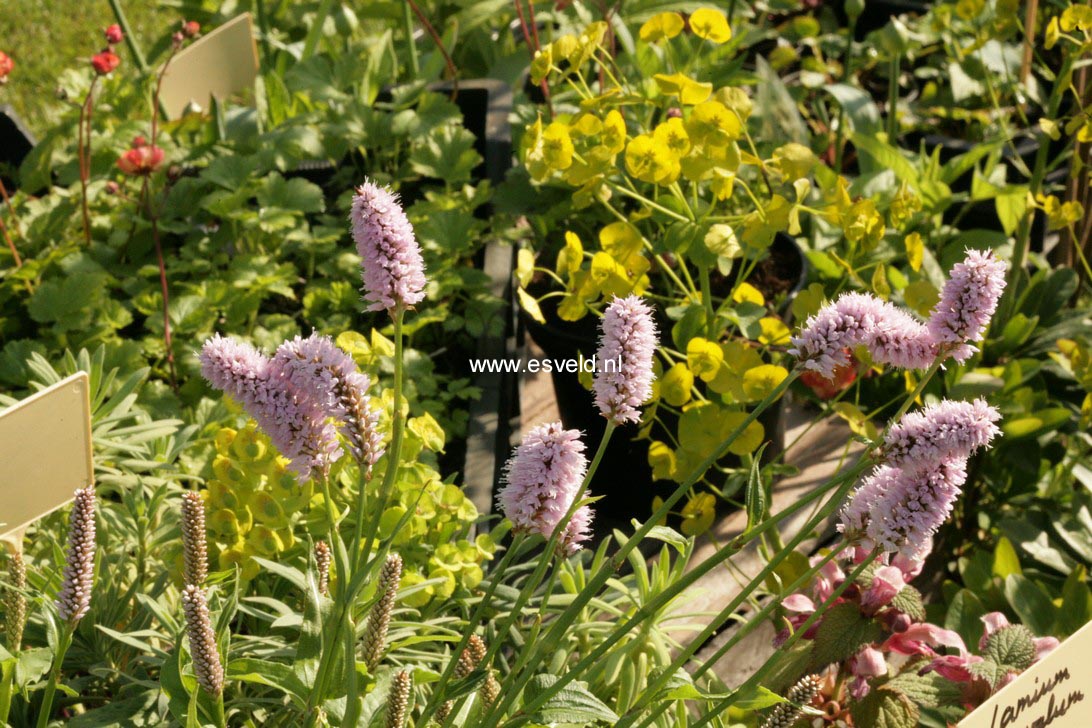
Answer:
[181,585,224,696]
[199,334,342,480]
[883,398,1001,474]
[865,457,968,560]
[594,295,658,425]
[498,422,592,554]
[928,249,1007,362]
[790,292,937,379]
[351,181,427,313]
[839,465,899,539]
[273,333,385,476]
[56,486,97,624]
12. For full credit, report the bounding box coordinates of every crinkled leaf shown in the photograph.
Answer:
[524,674,620,724]
[809,602,884,670]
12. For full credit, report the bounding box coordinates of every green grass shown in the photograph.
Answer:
[0,0,175,133]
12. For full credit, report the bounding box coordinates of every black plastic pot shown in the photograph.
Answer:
[521,234,805,537]
[831,0,930,41]
[0,105,35,192]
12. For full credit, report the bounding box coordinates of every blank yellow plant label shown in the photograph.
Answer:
[0,372,93,545]
[960,620,1092,728]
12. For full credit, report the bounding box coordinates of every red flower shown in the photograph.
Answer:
[104,24,124,45]
[183,20,201,38]
[0,51,13,84]
[117,137,165,176]
[91,49,120,75]
[800,351,858,399]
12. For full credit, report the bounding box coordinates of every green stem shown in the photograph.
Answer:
[402,0,420,76]
[886,55,900,142]
[418,535,530,725]
[481,374,797,725]
[472,423,617,726]
[700,265,715,339]
[36,624,73,728]
[105,0,150,75]
[301,0,337,60]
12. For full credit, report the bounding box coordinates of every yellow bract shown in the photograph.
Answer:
[653,118,692,157]
[625,134,680,184]
[648,441,677,481]
[653,73,713,105]
[772,142,816,182]
[689,8,732,43]
[601,110,627,154]
[681,492,717,536]
[599,221,643,259]
[661,362,695,406]
[557,231,584,276]
[758,318,791,346]
[733,282,765,306]
[742,364,789,401]
[686,100,741,146]
[687,337,724,382]
[904,232,924,272]
[639,12,685,42]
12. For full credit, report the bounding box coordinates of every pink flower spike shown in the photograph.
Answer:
[865,457,969,560]
[199,334,342,481]
[883,398,1001,475]
[928,248,1007,363]
[593,295,658,425]
[497,422,592,552]
[351,180,427,313]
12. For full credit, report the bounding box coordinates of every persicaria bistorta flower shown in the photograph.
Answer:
[789,292,936,379]
[91,49,120,75]
[117,136,165,176]
[0,52,13,84]
[351,181,427,313]
[883,398,1001,475]
[594,294,658,425]
[56,486,97,624]
[273,333,384,477]
[498,422,593,554]
[928,248,1008,362]
[199,334,342,480]
[863,457,968,560]
[181,585,224,696]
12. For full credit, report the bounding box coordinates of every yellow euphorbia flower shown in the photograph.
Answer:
[625,134,679,184]
[687,337,724,382]
[686,100,741,146]
[661,362,695,406]
[648,441,677,481]
[653,118,691,158]
[653,73,713,105]
[689,8,732,43]
[681,492,717,536]
[639,12,685,42]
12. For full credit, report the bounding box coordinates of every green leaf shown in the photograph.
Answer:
[409,125,481,183]
[1003,574,1056,636]
[968,658,1008,689]
[995,191,1027,235]
[1059,566,1092,636]
[67,691,162,727]
[808,602,884,670]
[744,444,770,534]
[850,686,920,728]
[731,685,787,710]
[890,585,926,622]
[945,589,987,649]
[984,625,1036,671]
[524,675,620,725]
[992,537,1022,578]
[256,174,325,214]
[884,672,963,707]
[851,132,919,185]
[824,84,882,136]
[227,658,308,706]
[632,521,689,553]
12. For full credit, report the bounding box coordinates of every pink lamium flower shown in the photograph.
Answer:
[848,646,887,699]
[883,398,1001,474]
[928,249,1008,363]
[199,334,341,480]
[351,181,426,313]
[497,422,591,554]
[274,333,385,476]
[593,295,658,425]
[865,457,968,560]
